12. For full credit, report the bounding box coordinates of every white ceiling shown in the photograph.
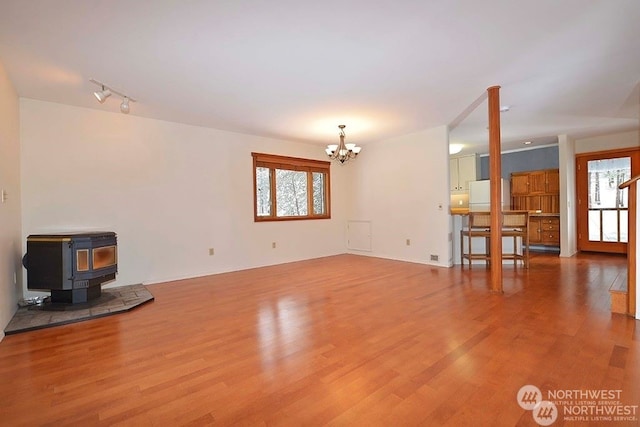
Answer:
[1,0,639,154]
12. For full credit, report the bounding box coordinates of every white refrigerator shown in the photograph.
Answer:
[468,179,511,211]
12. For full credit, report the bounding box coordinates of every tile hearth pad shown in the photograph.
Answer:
[4,284,153,335]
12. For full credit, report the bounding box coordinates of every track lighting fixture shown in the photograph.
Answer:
[94,86,111,103]
[120,97,130,114]
[89,78,136,114]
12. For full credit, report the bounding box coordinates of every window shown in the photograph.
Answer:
[252,152,331,221]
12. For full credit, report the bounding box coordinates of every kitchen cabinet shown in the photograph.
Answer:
[528,171,548,193]
[511,169,559,196]
[546,169,560,194]
[512,169,560,248]
[511,169,560,213]
[511,174,529,196]
[529,216,560,246]
[450,155,479,193]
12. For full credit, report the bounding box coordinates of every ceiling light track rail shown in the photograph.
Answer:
[89,78,136,114]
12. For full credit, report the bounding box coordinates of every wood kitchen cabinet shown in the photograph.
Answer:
[512,168,560,248]
[545,169,559,194]
[511,174,530,196]
[528,171,548,193]
[529,216,560,246]
[511,169,560,213]
[511,169,559,195]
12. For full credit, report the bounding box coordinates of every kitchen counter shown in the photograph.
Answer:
[529,212,560,217]
[450,210,560,260]
[450,209,560,217]
[450,207,469,215]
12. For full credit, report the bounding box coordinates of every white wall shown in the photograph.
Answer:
[0,63,22,338]
[347,126,451,266]
[575,130,639,153]
[20,99,349,294]
[558,134,577,257]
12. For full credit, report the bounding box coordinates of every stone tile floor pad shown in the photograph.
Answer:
[4,284,154,335]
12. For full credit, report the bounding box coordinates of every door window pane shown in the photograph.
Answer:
[602,210,618,242]
[587,158,630,208]
[620,210,628,243]
[588,210,601,241]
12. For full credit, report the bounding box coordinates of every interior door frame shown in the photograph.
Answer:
[576,147,640,254]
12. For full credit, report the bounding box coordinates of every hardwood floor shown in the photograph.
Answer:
[0,253,637,426]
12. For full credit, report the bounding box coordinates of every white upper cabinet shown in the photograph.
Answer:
[450,154,479,193]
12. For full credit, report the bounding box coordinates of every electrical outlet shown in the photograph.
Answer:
[1,189,6,203]
[272,242,276,249]
[406,239,411,246]
[208,248,214,256]
[430,254,439,261]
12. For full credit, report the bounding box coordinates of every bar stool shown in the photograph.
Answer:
[501,210,529,268]
[460,212,492,268]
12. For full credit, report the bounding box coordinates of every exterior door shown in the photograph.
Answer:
[576,148,640,254]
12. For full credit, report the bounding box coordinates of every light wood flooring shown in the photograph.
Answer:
[0,253,637,426]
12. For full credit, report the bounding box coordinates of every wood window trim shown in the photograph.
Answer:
[252,152,331,222]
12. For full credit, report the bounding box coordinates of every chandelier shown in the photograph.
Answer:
[325,125,362,164]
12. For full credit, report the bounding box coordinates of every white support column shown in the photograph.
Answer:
[558,134,577,257]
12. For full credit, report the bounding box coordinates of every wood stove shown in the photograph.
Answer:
[24,232,118,304]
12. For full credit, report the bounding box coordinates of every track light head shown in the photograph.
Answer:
[120,97,130,114]
[94,86,111,103]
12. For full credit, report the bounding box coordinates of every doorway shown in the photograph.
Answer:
[576,148,640,254]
